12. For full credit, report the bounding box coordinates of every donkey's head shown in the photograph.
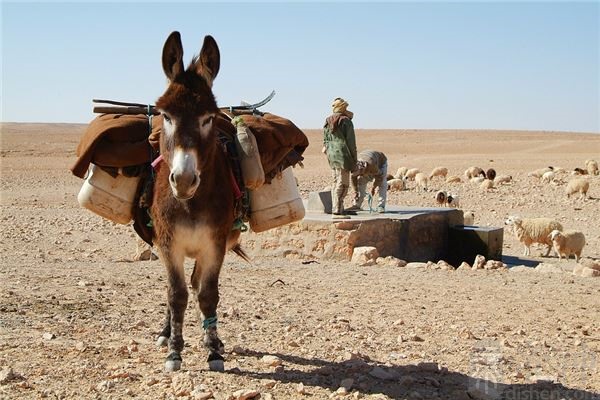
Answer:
[156,31,221,200]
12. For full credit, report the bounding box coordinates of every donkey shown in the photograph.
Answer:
[151,31,246,372]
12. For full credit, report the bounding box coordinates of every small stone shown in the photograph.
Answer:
[409,334,424,342]
[232,389,260,400]
[261,355,282,367]
[457,262,471,270]
[340,378,354,390]
[287,340,300,347]
[0,367,23,384]
[535,263,564,274]
[405,262,428,269]
[296,382,306,394]
[145,378,159,386]
[42,332,56,340]
[172,373,194,396]
[368,366,394,380]
[262,380,277,389]
[96,380,114,392]
[393,319,405,326]
[473,255,486,269]
[351,246,379,266]
[75,341,87,352]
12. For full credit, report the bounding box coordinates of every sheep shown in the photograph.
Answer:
[565,178,589,200]
[572,167,588,176]
[445,175,462,184]
[470,176,485,184]
[585,159,598,175]
[541,171,555,184]
[504,216,563,257]
[485,168,496,181]
[549,230,586,262]
[404,168,421,181]
[480,179,494,191]
[464,166,484,179]
[494,174,513,185]
[529,167,553,179]
[463,210,475,225]
[434,190,447,206]
[429,167,448,180]
[387,178,406,192]
[414,172,428,191]
[394,167,408,179]
[446,193,460,208]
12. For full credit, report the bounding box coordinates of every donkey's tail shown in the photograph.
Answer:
[231,244,252,264]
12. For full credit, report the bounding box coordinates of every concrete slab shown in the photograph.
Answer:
[242,205,473,263]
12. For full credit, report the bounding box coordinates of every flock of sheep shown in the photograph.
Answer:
[385,159,598,262]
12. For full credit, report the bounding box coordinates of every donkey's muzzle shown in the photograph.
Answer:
[169,170,199,200]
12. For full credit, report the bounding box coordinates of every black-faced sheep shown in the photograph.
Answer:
[504,216,563,257]
[404,168,421,181]
[446,193,460,208]
[549,229,586,262]
[565,178,589,200]
[429,167,448,180]
[573,167,588,176]
[485,168,496,181]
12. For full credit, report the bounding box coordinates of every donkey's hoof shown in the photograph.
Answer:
[156,336,169,347]
[165,352,182,372]
[207,352,224,372]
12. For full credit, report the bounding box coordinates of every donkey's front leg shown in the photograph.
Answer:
[160,251,189,372]
[191,253,225,371]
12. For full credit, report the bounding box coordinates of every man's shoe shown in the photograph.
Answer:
[346,205,361,211]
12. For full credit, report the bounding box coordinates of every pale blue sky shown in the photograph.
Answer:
[1,1,599,131]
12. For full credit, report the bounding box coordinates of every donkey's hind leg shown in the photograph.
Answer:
[191,251,225,371]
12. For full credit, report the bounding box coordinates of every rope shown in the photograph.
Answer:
[367,193,374,213]
[203,316,218,330]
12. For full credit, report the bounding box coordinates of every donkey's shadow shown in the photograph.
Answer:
[220,348,598,400]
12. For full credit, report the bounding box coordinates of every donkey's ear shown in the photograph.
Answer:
[162,31,185,81]
[194,35,220,87]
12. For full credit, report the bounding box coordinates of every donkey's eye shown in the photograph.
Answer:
[163,113,172,123]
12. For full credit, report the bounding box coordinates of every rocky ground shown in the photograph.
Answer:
[0,124,599,399]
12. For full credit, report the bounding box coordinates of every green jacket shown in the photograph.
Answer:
[323,113,357,171]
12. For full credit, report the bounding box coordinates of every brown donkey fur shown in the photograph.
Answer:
[151,31,245,372]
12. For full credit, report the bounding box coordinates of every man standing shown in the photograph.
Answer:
[322,98,357,216]
[349,150,388,213]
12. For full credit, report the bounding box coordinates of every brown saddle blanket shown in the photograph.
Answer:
[70,111,308,182]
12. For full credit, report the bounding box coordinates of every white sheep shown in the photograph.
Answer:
[480,179,494,191]
[565,178,589,200]
[586,159,598,175]
[541,170,555,184]
[494,174,513,185]
[463,210,475,225]
[504,216,563,257]
[394,167,408,179]
[404,168,421,181]
[464,166,484,179]
[549,229,586,262]
[429,167,448,180]
[387,178,406,192]
[528,167,553,179]
[445,175,462,184]
[446,193,460,208]
[414,172,428,191]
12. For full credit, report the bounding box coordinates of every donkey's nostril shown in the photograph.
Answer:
[191,174,199,187]
[169,172,176,185]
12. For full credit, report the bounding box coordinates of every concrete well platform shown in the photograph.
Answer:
[242,205,472,262]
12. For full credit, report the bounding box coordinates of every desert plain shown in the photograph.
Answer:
[1,123,599,399]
